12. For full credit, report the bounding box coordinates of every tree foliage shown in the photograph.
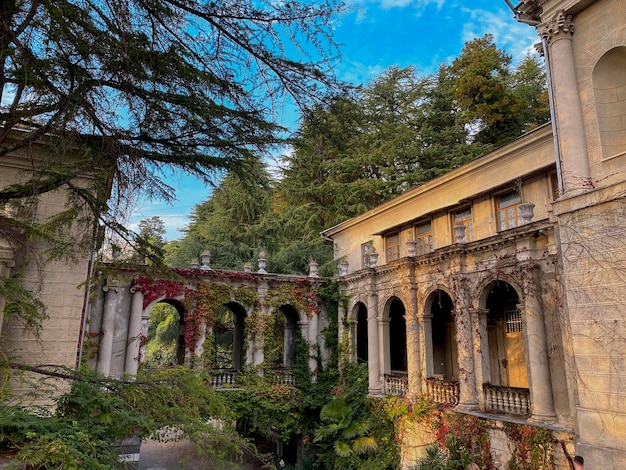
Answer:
[165,156,274,268]
[171,36,549,275]
[0,0,346,262]
[0,366,251,469]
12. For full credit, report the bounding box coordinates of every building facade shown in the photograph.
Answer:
[323,0,626,466]
[0,134,98,402]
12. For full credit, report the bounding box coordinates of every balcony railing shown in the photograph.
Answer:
[210,369,239,389]
[484,384,530,416]
[383,373,408,396]
[209,368,296,389]
[267,368,295,386]
[426,377,459,404]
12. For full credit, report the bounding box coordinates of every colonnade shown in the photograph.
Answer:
[348,264,558,423]
[91,277,324,379]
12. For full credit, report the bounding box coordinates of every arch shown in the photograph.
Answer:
[426,290,457,382]
[353,302,368,363]
[383,296,407,373]
[212,301,247,370]
[480,280,527,388]
[476,274,523,311]
[269,304,300,368]
[142,299,186,369]
[593,46,626,159]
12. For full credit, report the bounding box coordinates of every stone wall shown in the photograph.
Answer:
[0,147,95,404]
[397,413,575,470]
[554,181,626,467]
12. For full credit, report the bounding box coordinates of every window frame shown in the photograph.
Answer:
[496,189,521,231]
[385,232,400,262]
[414,221,433,256]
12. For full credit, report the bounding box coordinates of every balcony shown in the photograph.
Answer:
[266,368,295,386]
[383,372,408,396]
[483,384,530,417]
[426,377,459,405]
[209,369,240,389]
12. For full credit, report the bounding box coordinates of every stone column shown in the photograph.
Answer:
[523,265,557,423]
[138,313,149,371]
[378,316,390,376]
[418,310,433,382]
[367,290,382,395]
[192,320,207,369]
[470,308,489,410]
[97,279,120,376]
[308,313,319,374]
[454,305,478,411]
[540,10,591,194]
[0,246,15,337]
[124,287,144,375]
[405,313,421,398]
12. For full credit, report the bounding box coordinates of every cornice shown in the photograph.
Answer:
[339,221,556,282]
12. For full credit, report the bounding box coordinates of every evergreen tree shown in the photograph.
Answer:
[0,0,346,261]
[165,156,274,269]
[357,66,429,197]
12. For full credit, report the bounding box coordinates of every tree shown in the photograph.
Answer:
[138,216,167,248]
[357,66,429,197]
[450,34,549,146]
[165,156,274,269]
[0,0,346,259]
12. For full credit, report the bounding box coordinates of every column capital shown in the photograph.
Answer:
[469,307,488,316]
[130,285,143,294]
[0,246,15,270]
[539,10,574,44]
[103,279,121,293]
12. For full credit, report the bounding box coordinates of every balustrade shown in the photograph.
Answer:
[483,384,530,416]
[210,369,239,389]
[268,368,295,386]
[383,373,408,396]
[425,378,459,404]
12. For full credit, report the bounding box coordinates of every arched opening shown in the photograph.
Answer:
[485,281,527,388]
[143,300,185,369]
[593,46,626,159]
[268,305,300,368]
[355,303,368,363]
[389,298,407,373]
[212,302,247,370]
[429,290,457,382]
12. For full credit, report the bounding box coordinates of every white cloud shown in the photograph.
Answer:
[349,0,445,9]
[460,7,539,63]
[339,60,387,84]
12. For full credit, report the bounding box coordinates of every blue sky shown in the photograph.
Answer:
[129,0,540,241]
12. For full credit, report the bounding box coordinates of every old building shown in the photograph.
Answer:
[0,132,99,402]
[322,0,626,467]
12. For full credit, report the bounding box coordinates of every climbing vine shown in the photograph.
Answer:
[503,422,556,470]
[265,282,321,319]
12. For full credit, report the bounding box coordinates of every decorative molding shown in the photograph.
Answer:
[539,10,574,44]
